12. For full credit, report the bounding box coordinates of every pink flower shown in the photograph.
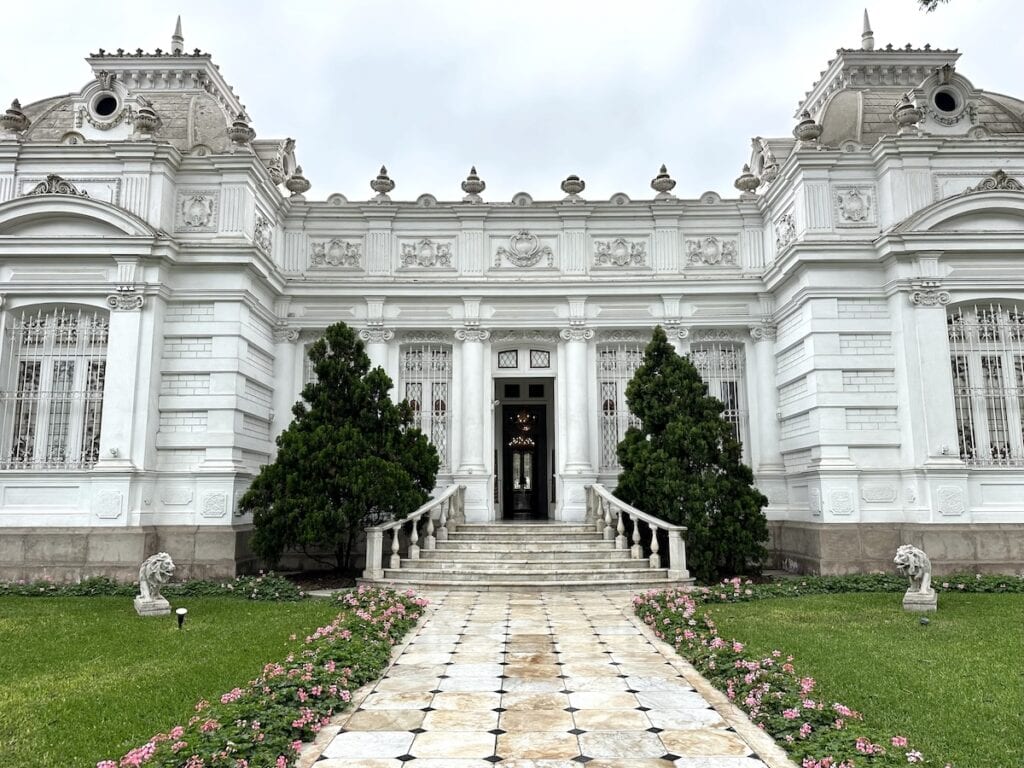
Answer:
[799,722,812,738]
[97,762,118,768]
[276,757,287,768]
[783,708,800,720]
[892,736,908,747]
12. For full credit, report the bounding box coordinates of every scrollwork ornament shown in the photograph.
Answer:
[694,328,739,341]
[559,327,595,342]
[455,328,491,343]
[358,327,395,343]
[686,237,737,266]
[775,213,796,250]
[495,231,553,268]
[401,239,452,268]
[962,169,1024,195]
[910,281,951,306]
[749,324,778,342]
[311,238,362,268]
[253,214,272,254]
[106,293,144,311]
[594,238,646,267]
[27,174,89,197]
[272,324,300,343]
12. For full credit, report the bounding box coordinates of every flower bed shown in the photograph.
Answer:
[631,576,1020,767]
[95,585,426,768]
[0,573,305,601]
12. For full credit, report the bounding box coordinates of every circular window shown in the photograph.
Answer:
[92,94,119,117]
[933,90,958,113]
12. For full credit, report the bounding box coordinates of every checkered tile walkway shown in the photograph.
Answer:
[309,590,775,768]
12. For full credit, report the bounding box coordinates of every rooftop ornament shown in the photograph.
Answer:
[892,94,923,134]
[371,165,395,202]
[733,164,760,198]
[461,166,486,203]
[227,111,255,147]
[133,99,159,136]
[285,166,311,198]
[560,173,586,202]
[650,164,677,200]
[793,110,823,144]
[0,99,31,135]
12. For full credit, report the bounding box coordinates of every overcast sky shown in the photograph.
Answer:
[2,1,1021,201]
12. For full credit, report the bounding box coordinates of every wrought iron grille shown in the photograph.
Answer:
[0,308,108,470]
[947,304,1024,465]
[597,340,751,471]
[400,344,452,470]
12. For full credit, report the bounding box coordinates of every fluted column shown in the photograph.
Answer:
[560,327,594,470]
[749,324,783,472]
[455,327,489,472]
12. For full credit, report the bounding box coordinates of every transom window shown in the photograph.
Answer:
[0,307,108,469]
[400,344,452,471]
[947,303,1024,465]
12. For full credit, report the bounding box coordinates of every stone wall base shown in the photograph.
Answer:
[768,521,1024,575]
[0,525,256,583]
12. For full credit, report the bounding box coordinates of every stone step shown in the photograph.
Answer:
[419,548,632,562]
[360,573,683,593]
[447,531,606,542]
[399,557,636,571]
[451,523,599,535]
[436,540,616,552]
[382,565,658,583]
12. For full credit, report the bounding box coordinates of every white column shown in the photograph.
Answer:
[95,291,145,470]
[750,324,784,473]
[454,327,490,521]
[272,326,299,440]
[559,326,596,521]
[358,327,393,371]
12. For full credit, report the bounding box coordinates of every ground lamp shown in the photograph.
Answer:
[176,607,188,629]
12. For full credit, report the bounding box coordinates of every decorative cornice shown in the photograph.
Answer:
[693,328,741,341]
[26,174,89,198]
[490,329,560,344]
[559,327,594,342]
[106,292,144,311]
[358,327,395,343]
[455,328,490,342]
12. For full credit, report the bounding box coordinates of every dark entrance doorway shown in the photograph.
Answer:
[500,403,548,520]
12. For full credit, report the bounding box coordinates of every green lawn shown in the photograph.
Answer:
[0,596,344,768]
[705,593,1024,767]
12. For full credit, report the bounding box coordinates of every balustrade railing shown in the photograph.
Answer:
[585,483,690,580]
[362,484,465,580]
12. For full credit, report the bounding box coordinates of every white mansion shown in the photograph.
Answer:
[1,16,1023,581]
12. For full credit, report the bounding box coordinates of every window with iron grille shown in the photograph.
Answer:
[597,339,750,471]
[400,344,452,471]
[947,303,1024,465]
[1,307,108,469]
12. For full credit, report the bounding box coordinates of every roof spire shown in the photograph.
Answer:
[861,9,874,51]
[171,16,184,55]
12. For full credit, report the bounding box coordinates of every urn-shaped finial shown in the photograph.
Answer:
[461,166,486,202]
[734,163,760,196]
[892,94,923,133]
[285,165,311,197]
[133,102,160,135]
[227,112,255,146]
[560,173,586,200]
[793,109,823,143]
[1,99,31,135]
[371,165,395,201]
[650,164,677,198]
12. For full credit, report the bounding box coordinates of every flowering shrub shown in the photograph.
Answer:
[0,572,306,601]
[96,585,426,768]
[634,587,953,767]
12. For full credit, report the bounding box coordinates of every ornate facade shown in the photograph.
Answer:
[1,16,1023,579]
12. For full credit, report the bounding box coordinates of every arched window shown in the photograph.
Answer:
[689,342,750,454]
[947,303,1024,465]
[400,344,452,471]
[0,307,108,469]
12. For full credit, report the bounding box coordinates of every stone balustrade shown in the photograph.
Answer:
[585,483,691,581]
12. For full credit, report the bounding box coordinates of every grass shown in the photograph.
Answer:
[0,596,345,768]
[705,593,1024,767]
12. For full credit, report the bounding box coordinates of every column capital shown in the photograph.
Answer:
[106,292,144,311]
[455,327,490,342]
[663,323,689,340]
[358,327,394,343]
[749,323,778,342]
[909,280,951,307]
[273,324,299,343]
[559,327,594,342]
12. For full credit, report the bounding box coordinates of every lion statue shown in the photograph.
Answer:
[893,544,932,594]
[138,552,175,601]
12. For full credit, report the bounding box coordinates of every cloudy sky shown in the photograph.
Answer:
[2,1,1021,201]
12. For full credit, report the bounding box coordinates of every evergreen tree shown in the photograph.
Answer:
[615,326,768,583]
[239,322,439,570]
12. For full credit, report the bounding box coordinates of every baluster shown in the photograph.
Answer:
[408,517,420,560]
[615,509,627,550]
[649,526,661,568]
[389,527,401,569]
[595,493,606,534]
[425,508,436,550]
[438,499,449,542]
[602,499,614,541]
[630,514,642,559]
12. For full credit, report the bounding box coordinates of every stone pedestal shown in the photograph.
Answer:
[902,589,937,613]
[134,596,171,616]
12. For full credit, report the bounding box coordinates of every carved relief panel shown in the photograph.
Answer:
[833,185,876,227]
[310,238,363,269]
[492,231,555,269]
[399,238,454,269]
[593,238,647,268]
[175,189,219,232]
[685,236,738,267]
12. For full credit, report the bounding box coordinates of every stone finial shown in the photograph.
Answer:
[227,112,255,146]
[650,164,677,199]
[734,164,760,197]
[133,99,159,136]
[1,99,31,135]
[892,94,923,133]
[285,166,311,198]
[793,109,823,143]
[171,16,184,55]
[461,166,486,202]
[861,9,874,51]
[371,165,395,201]
[560,173,585,200]
[134,552,175,616]
[894,544,937,613]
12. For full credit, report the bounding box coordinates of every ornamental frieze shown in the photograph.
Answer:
[594,238,646,267]
[311,238,362,268]
[685,236,737,266]
[494,231,553,269]
[400,238,452,268]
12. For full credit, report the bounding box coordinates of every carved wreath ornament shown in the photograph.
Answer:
[686,237,737,266]
[594,238,646,267]
[495,231,553,268]
[401,238,451,268]
[311,239,361,268]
